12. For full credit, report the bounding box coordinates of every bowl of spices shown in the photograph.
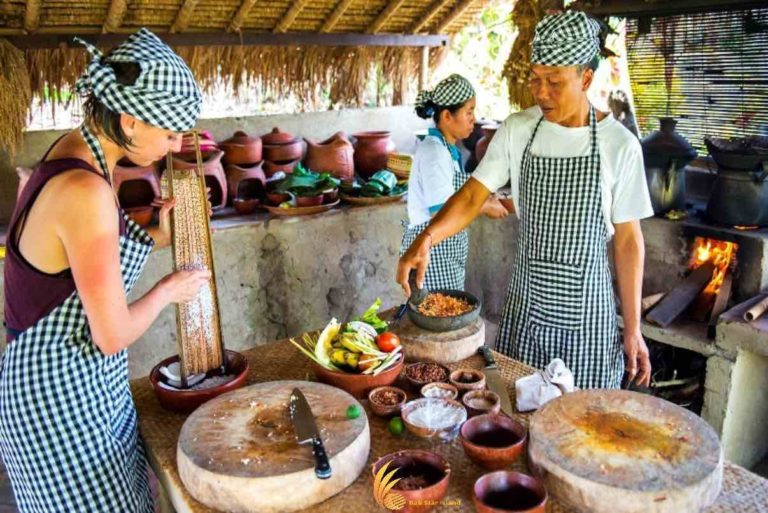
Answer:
[421,382,459,401]
[463,390,501,417]
[449,368,486,396]
[401,397,467,441]
[371,449,450,513]
[405,362,450,391]
[368,386,407,417]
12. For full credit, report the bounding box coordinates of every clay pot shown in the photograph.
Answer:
[353,131,396,180]
[304,131,355,181]
[295,194,324,207]
[170,150,228,210]
[263,159,300,177]
[475,124,499,164]
[220,131,263,165]
[462,390,501,417]
[449,368,486,396]
[322,189,339,203]
[371,450,450,513]
[233,198,261,215]
[461,414,527,470]
[473,471,547,513]
[224,162,266,203]
[311,353,404,399]
[265,192,291,206]
[149,350,249,413]
[262,127,304,162]
[368,386,407,417]
[124,205,154,227]
[114,159,161,209]
[178,130,219,156]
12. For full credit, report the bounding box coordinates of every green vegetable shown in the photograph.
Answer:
[346,404,362,419]
[275,162,340,196]
[388,416,405,437]
[354,298,389,333]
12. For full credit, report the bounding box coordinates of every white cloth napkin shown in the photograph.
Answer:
[515,358,575,412]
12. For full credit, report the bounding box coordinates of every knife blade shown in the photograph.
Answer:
[289,388,332,480]
[478,347,514,417]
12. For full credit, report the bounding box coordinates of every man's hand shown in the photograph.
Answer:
[623,328,651,387]
[396,233,432,297]
[481,195,510,219]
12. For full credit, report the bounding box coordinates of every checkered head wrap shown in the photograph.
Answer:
[74,28,202,132]
[531,11,601,66]
[415,74,475,114]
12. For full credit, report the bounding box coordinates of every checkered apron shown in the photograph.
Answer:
[495,108,623,389]
[400,137,470,291]
[0,127,155,512]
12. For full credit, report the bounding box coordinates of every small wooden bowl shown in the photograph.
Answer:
[401,398,467,441]
[460,413,527,470]
[421,382,458,401]
[463,390,501,417]
[371,450,450,513]
[368,386,407,417]
[233,197,260,215]
[404,362,451,391]
[473,471,546,513]
[312,353,404,399]
[450,368,486,395]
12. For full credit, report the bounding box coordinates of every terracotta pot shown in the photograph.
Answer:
[304,131,354,181]
[322,189,339,204]
[262,127,304,162]
[263,158,300,177]
[233,198,261,215]
[149,350,249,413]
[124,205,154,227]
[265,191,290,206]
[353,131,396,180]
[460,414,527,470]
[178,130,219,155]
[296,194,324,207]
[473,471,547,513]
[475,124,499,164]
[311,353,404,399]
[220,130,262,165]
[371,450,450,513]
[224,162,266,203]
[114,159,161,209]
[449,368,486,396]
[368,386,407,417]
[170,150,228,210]
[462,390,501,417]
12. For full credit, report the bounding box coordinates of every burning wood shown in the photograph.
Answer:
[646,262,716,328]
[688,237,738,297]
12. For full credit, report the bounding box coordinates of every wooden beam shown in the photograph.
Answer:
[409,0,452,34]
[170,0,200,34]
[320,0,354,33]
[366,0,407,34]
[24,0,41,34]
[273,0,309,34]
[435,0,475,34]
[227,0,258,33]
[5,31,450,49]
[570,0,766,17]
[102,0,128,34]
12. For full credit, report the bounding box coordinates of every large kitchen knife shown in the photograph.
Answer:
[289,388,332,480]
[478,347,514,417]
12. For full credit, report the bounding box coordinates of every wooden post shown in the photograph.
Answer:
[646,262,716,328]
[420,46,430,91]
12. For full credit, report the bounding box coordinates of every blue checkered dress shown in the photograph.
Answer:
[495,107,624,389]
[400,132,470,291]
[0,132,155,511]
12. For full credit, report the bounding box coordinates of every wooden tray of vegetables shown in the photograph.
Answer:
[340,171,407,206]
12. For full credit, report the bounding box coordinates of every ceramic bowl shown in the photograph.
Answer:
[371,450,450,513]
[368,385,407,417]
[404,362,451,391]
[311,353,404,399]
[449,368,486,395]
[420,382,458,401]
[401,397,467,441]
[463,390,501,417]
[295,194,324,207]
[473,471,547,513]
[460,413,527,470]
[322,189,339,203]
[233,197,261,215]
[265,192,291,206]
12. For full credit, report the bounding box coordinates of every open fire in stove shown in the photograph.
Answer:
[689,237,738,298]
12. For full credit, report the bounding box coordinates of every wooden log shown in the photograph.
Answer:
[744,293,768,322]
[646,262,716,328]
[102,0,128,33]
[170,0,201,34]
[641,292,665,314]
[273,0,310,34]
[435,0,476,33]
[227,0,258,33]
[366,0,407,34]
[23,0,41,34]
[708,272,733,339]
[409,0,453,34]
[320,0,355,33]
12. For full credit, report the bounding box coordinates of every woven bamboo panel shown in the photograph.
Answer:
[130,338,768,513]
[163,142,224,378]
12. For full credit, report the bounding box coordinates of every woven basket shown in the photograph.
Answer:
[387,153,413,179]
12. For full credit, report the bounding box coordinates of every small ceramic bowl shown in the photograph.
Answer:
[449,368,486,395]
[473,471,547,513]
[401,397,467,441]
[460,413,527,470]
[463,390,501,417]
[421,382,458,401]
[371,450,450,513]
[265,192,290,206]
[404,362,451,391]
[322,189,339,203]
[368,386,407,417]
[125,205,154,227]
[296,194,324,207]
[233,197,260,215]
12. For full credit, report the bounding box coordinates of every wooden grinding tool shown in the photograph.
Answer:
[177,381,370,513]
[528,389,723,513]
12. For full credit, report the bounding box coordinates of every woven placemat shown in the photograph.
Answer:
[131,339,768,512]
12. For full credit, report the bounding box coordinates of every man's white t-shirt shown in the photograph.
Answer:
[473,105,653,236]
[407,135,457,227]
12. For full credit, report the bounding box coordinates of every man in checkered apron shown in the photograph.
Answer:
[398,11,654,389]
[1,29,210,511]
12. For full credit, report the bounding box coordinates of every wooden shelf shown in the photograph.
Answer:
[618,316,716,357]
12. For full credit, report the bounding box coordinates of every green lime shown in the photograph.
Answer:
[388,416,405,437]
[346,404,362,419]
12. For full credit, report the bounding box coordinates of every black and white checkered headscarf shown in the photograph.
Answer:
[415,74,475,113]
[531,11,600,66]
[74,28,202,132]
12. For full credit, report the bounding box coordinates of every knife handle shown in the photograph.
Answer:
[312,437,332,480]
[479,346,497,367]
[394,303,408,321]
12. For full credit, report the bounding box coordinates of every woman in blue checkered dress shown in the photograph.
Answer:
[400,74,510,291]
[0,29,210,512]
